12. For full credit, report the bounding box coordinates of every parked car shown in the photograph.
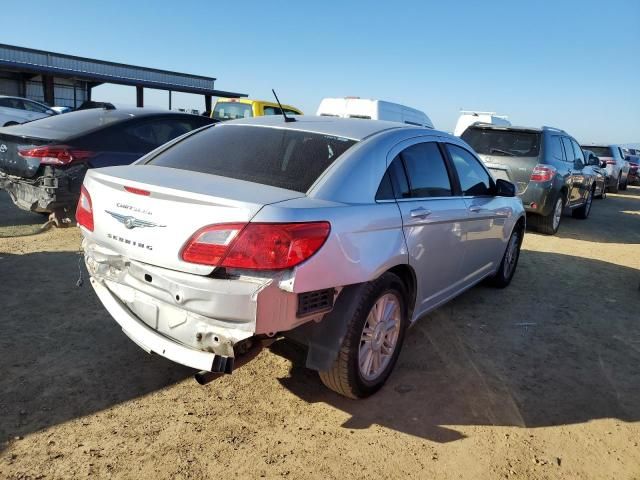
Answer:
[461,125,596,235]
[582,149,607,198]
[77,101,116,111]
[453,110,510,136]
[78,115,525,399]
[0,107,214,217]
[316,97,434,128]
[0,95,57,126]
[211,98,302,121]
[580,144,630,192]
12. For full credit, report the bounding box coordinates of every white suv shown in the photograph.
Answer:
[0,95,56,127]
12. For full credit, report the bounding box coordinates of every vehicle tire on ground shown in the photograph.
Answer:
[318,272,408,399]
[620,178,628,191]
[610,175,620,193]
[572,186,594,219]
[537,193,564,235]
[489,221,524,288]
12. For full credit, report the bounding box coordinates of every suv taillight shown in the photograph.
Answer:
[181,222,331,270]
[605,160,616,165]
[76,185,94,231]
[18,145,95,166]
[530,165,556,182]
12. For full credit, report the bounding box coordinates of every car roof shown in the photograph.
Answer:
[224,115,436,141]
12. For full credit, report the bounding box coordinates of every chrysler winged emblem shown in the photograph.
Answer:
[0,144,7,153]
[105,210,166,230]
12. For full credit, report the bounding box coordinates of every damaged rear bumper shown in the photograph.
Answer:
[84,242,334,373]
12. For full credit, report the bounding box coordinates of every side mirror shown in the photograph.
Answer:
[495,178,516,197]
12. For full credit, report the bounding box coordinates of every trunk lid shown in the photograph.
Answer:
[478,154,539,194]
[83,165,304,275]
[0,132,53,178]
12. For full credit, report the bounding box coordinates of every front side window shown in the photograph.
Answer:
[447,144,493,196]
[23,100,50,113]
[561,137,575,162]
[212,102,253,121]
[570,139,585,165]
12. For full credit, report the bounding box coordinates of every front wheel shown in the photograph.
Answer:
[610,175,620,193]
[489,223,523,288]
[318,273,408,399]
[620,177,628,191]
[572,187,593,219]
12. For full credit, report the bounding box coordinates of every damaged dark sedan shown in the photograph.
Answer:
[0,107,214,220]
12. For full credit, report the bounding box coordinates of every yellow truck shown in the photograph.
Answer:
[212,98,303,121]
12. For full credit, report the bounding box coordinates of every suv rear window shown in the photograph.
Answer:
[584,146,612,157]
[212,102,253,121]
[147,124,357,193]
[462,128,540,157]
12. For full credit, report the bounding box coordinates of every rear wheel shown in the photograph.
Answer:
[572,187,594,219]
[610,175,620,193]
[537,194,564,235]
[318,273,408,399]
[490,222,523,288]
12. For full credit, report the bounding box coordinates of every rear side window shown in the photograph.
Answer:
[462,128,541,157]
[550,136,565,161]
[447,144,493,196]
[212,102,252,120]
[401,142,452,197]
[147,125,357,193]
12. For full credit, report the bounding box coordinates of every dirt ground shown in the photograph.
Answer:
[0,187,639,480]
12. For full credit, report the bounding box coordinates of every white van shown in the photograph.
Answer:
[316,97,434,129]
[454,110,511,137]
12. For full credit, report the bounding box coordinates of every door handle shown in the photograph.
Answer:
[469,206,483,213]
[410,207,432,218]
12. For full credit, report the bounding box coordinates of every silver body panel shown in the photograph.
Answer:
[81,116,525,372]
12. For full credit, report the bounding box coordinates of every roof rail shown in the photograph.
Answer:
[542,125,566,133]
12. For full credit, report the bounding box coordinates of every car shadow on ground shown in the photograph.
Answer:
[0,191,49,237]
[551,186,640,244]
[273,249,640,443]
[0,251,194,448]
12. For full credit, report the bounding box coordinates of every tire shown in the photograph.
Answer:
[318,272,408,399]
[489,222,523,288]
[537,194,564,235]
[610,175,620,193]
[572,187,594,219]
[620,178,628,191]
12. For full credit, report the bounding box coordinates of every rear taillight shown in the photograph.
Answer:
[76,185,94,231]
[181,222,331,270]
[18,145,95,166]
[605,160,616,165]
[530,165,556,182]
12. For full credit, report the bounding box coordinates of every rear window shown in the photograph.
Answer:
[584,146,612,157]
[462,128,540,157]
[147,124,357,193]
[212,102,253,121]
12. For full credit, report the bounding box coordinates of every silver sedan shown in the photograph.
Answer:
[78,116,526,398]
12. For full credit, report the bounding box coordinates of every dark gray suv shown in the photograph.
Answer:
[461,125,596,235]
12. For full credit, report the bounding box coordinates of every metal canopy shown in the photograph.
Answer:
[0,43,245,98]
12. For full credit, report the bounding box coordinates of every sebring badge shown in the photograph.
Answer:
[105,210,166,230]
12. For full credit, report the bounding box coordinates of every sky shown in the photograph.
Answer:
[1,0,638,143]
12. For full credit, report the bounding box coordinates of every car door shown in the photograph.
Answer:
[382,139,468,316]
[569,139,589,203]
[560,137,581,205]
[445,143,507,283]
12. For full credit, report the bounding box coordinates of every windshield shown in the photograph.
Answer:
[147,124,357,193]
[212,102,253,121]
[462,128,540,157]
[584,146,612,157]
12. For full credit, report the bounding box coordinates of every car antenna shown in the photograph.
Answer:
[272,89,295,122]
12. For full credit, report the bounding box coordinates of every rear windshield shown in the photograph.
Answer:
[212,102,253,121]
[462,128,541,157]
[2,109,129,140]
[146,124,358,193]
[583,146,612,157]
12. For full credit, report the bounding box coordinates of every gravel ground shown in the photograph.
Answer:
[0,187,639,479]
